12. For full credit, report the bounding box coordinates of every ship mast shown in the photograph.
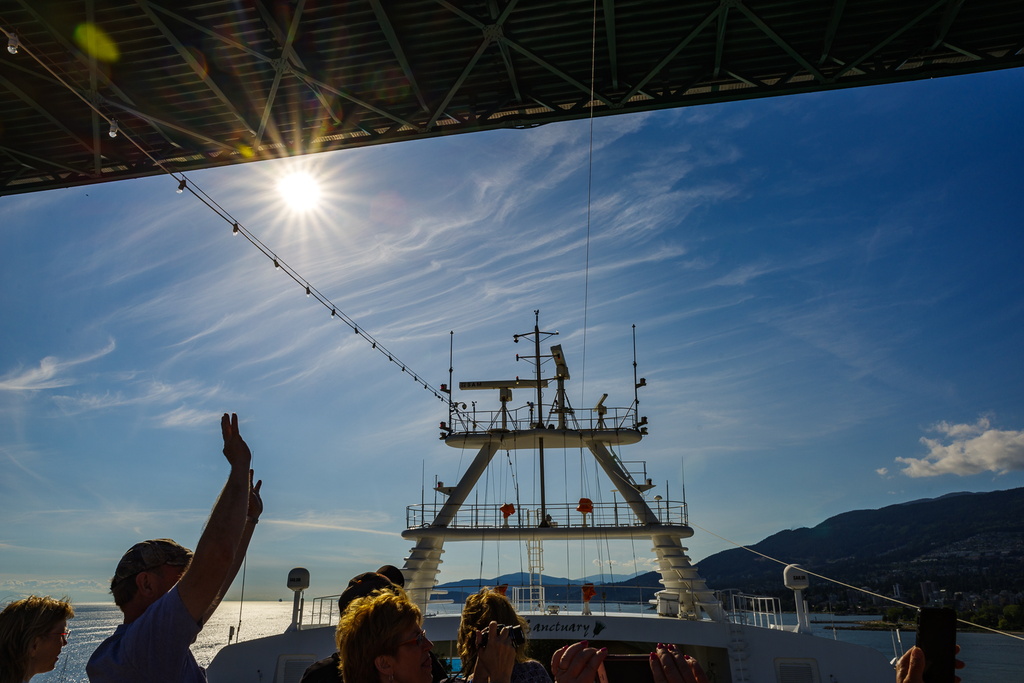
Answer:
[400,316,726,622]
[513,310,558,526]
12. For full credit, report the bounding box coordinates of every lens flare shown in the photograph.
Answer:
[73,23,119,63]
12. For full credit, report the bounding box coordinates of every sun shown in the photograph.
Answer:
[277,171,321,212]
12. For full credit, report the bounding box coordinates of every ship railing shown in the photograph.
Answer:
[307,594,343,629]
[508,584,546,613]
[447,403,639,433]
[303,585,684,626]
[720,589,785,630]
[406,499,688,529]
[423,584,673,617]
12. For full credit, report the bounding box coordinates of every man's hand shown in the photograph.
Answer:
[896,646,964,683]
[248,470,263,521]
[221,413,252,470]
[650,645,709,683]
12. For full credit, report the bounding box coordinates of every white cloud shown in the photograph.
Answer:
[158,406,223,429]
[875,467,889,477]
[0,340,116,391]
[895,418,1024,477]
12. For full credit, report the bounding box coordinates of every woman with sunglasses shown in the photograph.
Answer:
[0,595,75,683]
[337,588,516,683]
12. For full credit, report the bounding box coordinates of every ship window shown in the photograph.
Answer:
[775,658,820,683]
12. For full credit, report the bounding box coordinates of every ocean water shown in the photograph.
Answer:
[35,601,294,683]
[806,616,1024,682]
[33,602,1023,682]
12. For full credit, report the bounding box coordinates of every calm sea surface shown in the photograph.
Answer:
[36,601,294,683]
[34,602,1023,682]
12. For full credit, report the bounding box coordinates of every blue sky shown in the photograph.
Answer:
[2,67,1023,604]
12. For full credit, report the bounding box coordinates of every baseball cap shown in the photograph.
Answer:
[338,571,396,614]
[111,539,193,588]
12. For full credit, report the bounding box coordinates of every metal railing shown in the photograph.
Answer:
[303,587,789,630]
[300,587,671,626]
[307,594,344,628]
[447,403,640,434]
[406,499,689,529]
[722,590,784,630]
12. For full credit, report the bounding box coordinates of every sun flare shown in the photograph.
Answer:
[277,172,321,212]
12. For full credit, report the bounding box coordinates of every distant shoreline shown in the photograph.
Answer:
[810,619,1022,635]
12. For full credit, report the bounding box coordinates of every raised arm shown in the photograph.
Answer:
[201,470,263,624]
[177,413,254,624]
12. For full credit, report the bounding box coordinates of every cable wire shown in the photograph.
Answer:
[2,22,452,408]
[690,521,1024,641]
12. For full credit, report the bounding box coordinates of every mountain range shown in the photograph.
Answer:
[693,487,1024,605]
[439,487,1024,608]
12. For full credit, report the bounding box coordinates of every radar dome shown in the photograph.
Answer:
[287,567,310,592]
[783,564,810,591]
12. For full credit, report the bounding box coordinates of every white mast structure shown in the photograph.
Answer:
[401,314,725,621]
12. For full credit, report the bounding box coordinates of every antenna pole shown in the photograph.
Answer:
[534,310,543,423]
[535,311,548,526]
[681,458,688,526]
[632,324,639,423]
[509,311,558,527]
[448,331,455,426]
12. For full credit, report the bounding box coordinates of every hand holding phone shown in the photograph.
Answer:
[915,607,957,683]
[600,654,653,683]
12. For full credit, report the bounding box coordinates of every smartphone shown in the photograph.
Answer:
[599,654,654,683]
[916,607,956,683]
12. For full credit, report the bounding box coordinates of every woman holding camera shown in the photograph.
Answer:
[458,589,551,683]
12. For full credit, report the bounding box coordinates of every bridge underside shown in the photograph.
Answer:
[2,0,1022,196]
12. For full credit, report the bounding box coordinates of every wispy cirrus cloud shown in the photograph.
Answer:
[0,445,50,488]
[52,378,223,419]
[896,417,1024,477]
[266,509,400,537]
[0,340,116,391]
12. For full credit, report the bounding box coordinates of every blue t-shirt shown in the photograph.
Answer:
[87,585,205,683]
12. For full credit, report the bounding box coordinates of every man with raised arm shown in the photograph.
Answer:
[87,413,263,683]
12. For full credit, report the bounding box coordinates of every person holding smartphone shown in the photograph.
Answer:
[896,646,965,683]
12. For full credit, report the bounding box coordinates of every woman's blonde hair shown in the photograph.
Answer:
[0,596,74,683]
[336,588,421,683]
[457,588,530,674]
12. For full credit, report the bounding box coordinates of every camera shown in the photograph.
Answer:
[479,624,525,649]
